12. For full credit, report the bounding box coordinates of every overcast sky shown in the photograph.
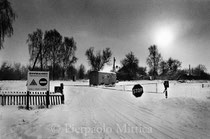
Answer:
[1,0,210,72]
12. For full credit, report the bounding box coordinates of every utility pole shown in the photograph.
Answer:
[189,64,191,75]
[199,64,201,77]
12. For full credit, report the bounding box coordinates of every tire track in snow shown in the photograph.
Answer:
[104,89,196,138]
[69,88,113,138]
[98,96,159,139]
[94,91,149,139]
[72,86,134,139]
[110,94,195,139]
[95,88,194,139]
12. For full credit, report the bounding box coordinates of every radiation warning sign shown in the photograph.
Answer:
[27,71,49,91]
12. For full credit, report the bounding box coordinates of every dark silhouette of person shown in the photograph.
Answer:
[163,81,169,98]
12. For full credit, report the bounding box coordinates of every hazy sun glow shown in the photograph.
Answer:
[154,27,174,47]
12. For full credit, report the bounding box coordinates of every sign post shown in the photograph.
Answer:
[27,71,50,109]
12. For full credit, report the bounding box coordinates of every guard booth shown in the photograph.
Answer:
[89,71,116,86]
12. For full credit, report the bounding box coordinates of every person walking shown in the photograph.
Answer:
[163,81,169,98]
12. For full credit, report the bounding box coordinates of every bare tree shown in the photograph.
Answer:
[167,57,181,74]
[27,29,45,70]
[44,29,62,79]
[60,37,77,79]
[160,60,168,76]
[146,45,162,79]
[159,58,182,79]
[85,47,112,71]
[27,29,78,79]
[78,64,86,79]
[0,0,16,49]
[119,51,140,80]
[193,64,207,76]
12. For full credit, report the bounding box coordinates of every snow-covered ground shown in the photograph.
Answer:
[0,80,210,139]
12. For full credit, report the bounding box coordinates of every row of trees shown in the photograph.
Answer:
[0,62,27,80]
[0,61,87,80]
[83,45,181,80]
[0,44,209,80]
[146,45,182,79]
[145,45,210,80]
[84,45,210,80]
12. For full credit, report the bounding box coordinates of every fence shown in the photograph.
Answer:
[0,91,57,95]
[0,93,62,105]
[202,83,210,88]
[120,83,158,93]
[0,83,64,109]
[100,82,158,93]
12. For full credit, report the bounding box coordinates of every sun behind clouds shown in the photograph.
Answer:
[154,26,175,48]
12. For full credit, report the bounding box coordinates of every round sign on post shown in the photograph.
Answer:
[132,84,143,97]
[39,78,48,86]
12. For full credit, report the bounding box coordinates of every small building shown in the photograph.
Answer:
[89,71,116,86]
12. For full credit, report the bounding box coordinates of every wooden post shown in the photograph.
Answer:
[156,83,158,93]
[46,91,49,108]
[60,83,64,104]
[26,91,30,110]
[1,94,5,106]
[60,83,63,90]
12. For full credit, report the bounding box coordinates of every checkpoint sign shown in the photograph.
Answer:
[27,71,49,91]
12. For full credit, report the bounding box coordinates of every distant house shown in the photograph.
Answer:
[89,71,116,86]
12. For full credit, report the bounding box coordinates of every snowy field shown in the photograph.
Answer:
[0,80,210,139]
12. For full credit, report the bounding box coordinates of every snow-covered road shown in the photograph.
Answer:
[1,81,210,139]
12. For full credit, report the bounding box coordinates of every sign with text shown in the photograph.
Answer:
[27,71,49,91]
[132,84,143,98]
